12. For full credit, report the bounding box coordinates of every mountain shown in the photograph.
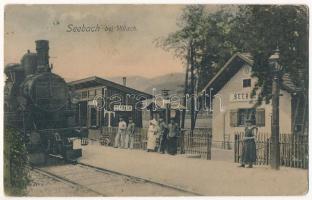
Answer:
[106,75,150,91]
[144,73,185,94]
[107,73,185,94]
[65,72,185,95]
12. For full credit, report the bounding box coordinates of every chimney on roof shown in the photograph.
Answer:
[122,77,127,86]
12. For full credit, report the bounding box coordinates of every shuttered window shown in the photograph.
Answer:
[230,108,265,127]
[256,109,265,127]
[230,110,238,127]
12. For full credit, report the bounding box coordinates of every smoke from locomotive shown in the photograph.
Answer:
[4,40,86,165]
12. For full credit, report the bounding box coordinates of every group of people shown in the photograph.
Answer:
[114,117,136,149]
[113,116,258,167]
[114,116,180,155]
[146,117,180,155]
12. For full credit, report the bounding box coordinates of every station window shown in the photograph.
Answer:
[230,108,265,127]
[102,88,107,97]
[238,108,256,126]
[88,90,96,99]
[243,79,251,88]
[81,91,88,99]
[96,88,102,96]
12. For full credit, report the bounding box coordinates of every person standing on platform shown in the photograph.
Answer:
[114,117,127,148]
[146,119,159,152]
[158,118,168,154]
[239,119,258,168]
[125,118,136,149]
[167,119,179,155]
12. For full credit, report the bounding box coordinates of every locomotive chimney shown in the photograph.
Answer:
[35,40,50,70]
[122,77,127,86]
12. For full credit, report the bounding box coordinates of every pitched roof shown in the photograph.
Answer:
[68,76,153,98]
[200,53,298,96]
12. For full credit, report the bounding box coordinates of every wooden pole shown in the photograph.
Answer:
[190,41,195,138]
[181,44,190,129]
[271,74,280,169]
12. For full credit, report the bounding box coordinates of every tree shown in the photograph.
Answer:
[156,5,206,131]
[4,127,30,196]
[196,7,238,91]
[158,5,238,91]
[231,5,309,104]
[156,5,238,130]
[158,5,308,134]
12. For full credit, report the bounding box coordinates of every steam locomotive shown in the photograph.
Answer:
[4,40,87,165]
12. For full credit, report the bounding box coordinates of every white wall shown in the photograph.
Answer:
[212,64,292,148]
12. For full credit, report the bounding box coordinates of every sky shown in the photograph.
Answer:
[4,5,219,80]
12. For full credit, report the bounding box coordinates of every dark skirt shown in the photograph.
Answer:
[167,136,177,155]
[159,135,167,153]
[241,139,257,163]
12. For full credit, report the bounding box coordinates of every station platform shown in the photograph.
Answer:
[79,142,307,196]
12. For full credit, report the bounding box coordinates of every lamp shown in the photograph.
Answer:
[269,47,283,74]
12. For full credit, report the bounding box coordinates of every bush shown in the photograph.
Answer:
[4,127,30,196]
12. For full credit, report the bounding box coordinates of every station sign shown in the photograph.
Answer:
[113,105,133,111]
[229,92,258,102]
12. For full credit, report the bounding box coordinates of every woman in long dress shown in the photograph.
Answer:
[167,119,179,155]
[146,119,159,152]
[239,119,258,168]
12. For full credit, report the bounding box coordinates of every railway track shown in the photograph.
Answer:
[32,163,201,196]
[31,166,103,196]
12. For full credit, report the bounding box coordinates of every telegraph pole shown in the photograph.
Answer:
[181,43,191,129]
[190,40,196,137]
[269,47,283,170]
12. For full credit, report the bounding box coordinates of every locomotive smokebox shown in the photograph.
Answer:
[35,40,50,70]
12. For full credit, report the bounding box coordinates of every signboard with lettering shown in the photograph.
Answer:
[113,105,133,111]
[229,92,258,102]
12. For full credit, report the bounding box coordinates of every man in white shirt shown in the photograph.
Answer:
[114,117,127,148]
[125,118,136,149]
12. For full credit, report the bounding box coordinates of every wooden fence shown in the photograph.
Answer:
[96,127,212,160]
[234,132,308,169]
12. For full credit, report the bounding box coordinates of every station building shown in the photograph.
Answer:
[68,76,153,128]
[201,53,306,148]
